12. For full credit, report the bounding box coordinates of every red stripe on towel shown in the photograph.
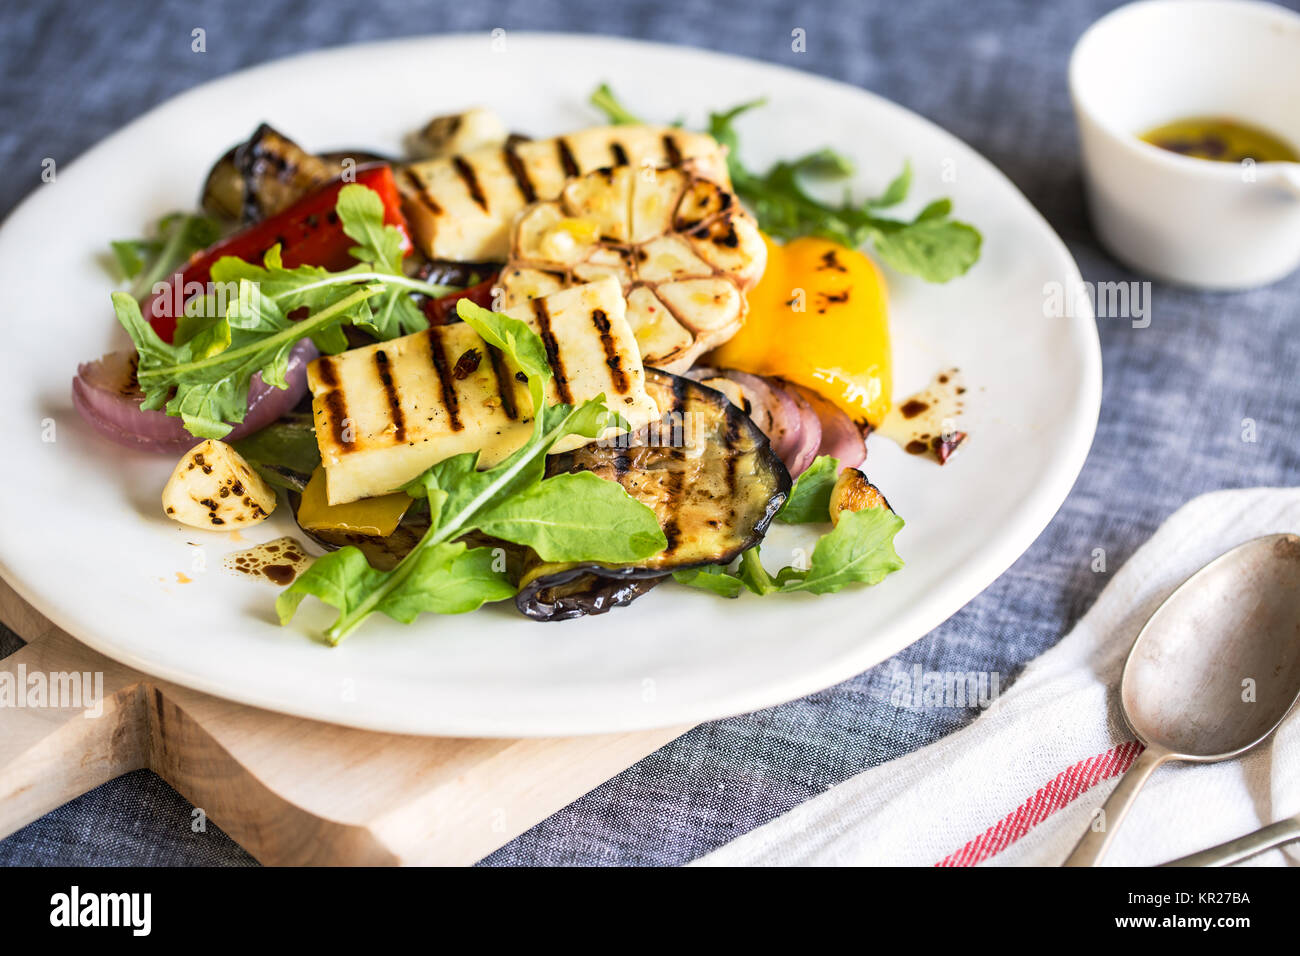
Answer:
[935,740,1145,867]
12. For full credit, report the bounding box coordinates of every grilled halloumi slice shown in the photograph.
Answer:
[308,277,660,505]
[499,165,766,373]
[405,108,508,161]
[398,125,730,262]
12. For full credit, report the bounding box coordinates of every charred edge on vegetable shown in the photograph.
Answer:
[453,156,488,212]
[609,142,630,166]
[485,345,519,420]
[590,308,628,393]
[662,133,683,166]
[373,350,406,443]
[556,138,580,178]
[232,124,335,222]
[516,570,664,623]
[403,168,443,216]
[514,370,792,621]
[530,298,572,404]
[425,329,464,432]
[502,143,537,204]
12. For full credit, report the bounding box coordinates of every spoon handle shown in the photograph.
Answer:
[1159,815,1300,867]
[1063,745,1169,866]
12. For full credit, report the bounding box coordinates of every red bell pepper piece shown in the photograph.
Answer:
[144,164,411,342]
[422,274,500,326]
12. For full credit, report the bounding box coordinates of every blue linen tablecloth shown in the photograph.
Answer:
[2,0,1298,867]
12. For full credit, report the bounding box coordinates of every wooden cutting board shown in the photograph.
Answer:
[0,578,688,865]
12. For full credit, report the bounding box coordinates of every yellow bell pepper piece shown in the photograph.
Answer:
[297,466,411,537]
[708,234,892,426]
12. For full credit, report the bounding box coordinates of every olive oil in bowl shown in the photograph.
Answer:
[1140,117,1300,164]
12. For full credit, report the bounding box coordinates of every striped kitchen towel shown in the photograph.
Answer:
[695,488,1300,866]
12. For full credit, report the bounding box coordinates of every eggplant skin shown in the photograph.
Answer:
[201,124,341,223]
[515,368,791,620]
[516,568,663,622]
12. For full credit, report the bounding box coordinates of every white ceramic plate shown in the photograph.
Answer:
[0,34,1099,737]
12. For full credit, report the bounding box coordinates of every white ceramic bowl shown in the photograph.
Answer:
[1070,0,1300,289]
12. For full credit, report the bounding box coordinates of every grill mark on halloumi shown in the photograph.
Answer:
[530,298,573,405]
[403,168,442,216]
[609,141,629,166]
[425,329,465,432]
[485,344,519,421]
[322,391,352,447]
[453,155,488,211]
[373,350,406,443]
[590,308,629,394]
[316,355,341,387]
[662,133,683,166]
[502,143,537,204]
[316,357,354,448]
[556,137,580,178]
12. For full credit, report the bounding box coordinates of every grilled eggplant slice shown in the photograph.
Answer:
[201,124,341,223]
[516,368,791,620]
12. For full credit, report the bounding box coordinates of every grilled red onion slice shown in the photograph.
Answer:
[686,366,825,476]
[72,339,318,454]
[786,382,867,469]
[687,367,803,462]
[770,380,822,476]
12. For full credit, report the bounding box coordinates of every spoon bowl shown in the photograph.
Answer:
[1065,533,1300,866]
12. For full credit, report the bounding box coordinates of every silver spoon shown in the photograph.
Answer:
[1063,532,1300,867]
[1160,813,1300,866]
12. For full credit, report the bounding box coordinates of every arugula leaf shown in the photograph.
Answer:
[113,282,378,439]
[771,507,904,594]
[736,547,780,595]
[473,470,665,563]
[110,212,222,300]
[672,565,745,598]
[864,213,982,284]
[740,507,904,595]
[776,455,839,524]
[709,103,981,282]
[680,505,904,600]
[591,86,981,283]
[277,298,666,644]
[111,185,465,441]
[276,546,386,629]
[590,83,644,126]
[335,184,429,338]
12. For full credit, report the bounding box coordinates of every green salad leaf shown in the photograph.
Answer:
[590,83,644,126]
[675,506,904,599]
[592,85,981,283]
[673,453,905,600]
[335,183,430,338]
[277,298,667,644]
[671,564,746,599]
[112,185,460,440]
[110,212,223,300]
[776,454,840,524]
[113,283,378,440]
[767,507,905,594]
[232,412,321,490]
